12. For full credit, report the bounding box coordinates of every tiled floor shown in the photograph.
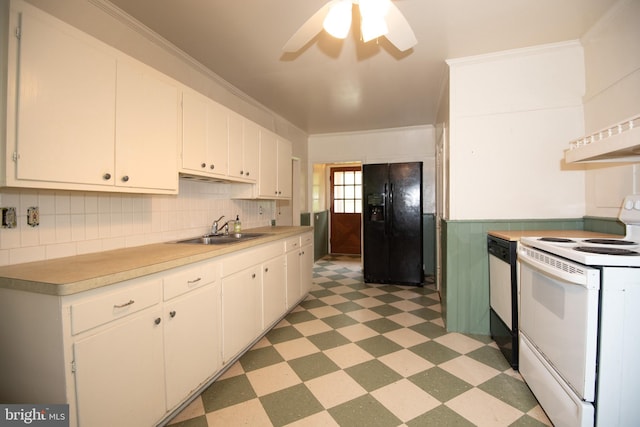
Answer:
[166,255,551,427]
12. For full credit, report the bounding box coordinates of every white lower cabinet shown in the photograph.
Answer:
[0,231,312,427]
[163,281,221,410]
[300,233,314,296]
[222,264,262,363]
[262,255,286,329]
[286,233,314,308]
[73,306,166,427]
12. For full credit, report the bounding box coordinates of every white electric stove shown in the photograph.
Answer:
[520,196,640,267]
[518,194,640,427]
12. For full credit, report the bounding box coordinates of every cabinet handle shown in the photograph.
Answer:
[252,273,256,279]
[113,299,134,309]
[264,267,269,273]
[246,171,250,176]
[154,317,162,325]
[188,277,202,284]
[121,175,130,182]
[170,310,176,318]
[103,173,111,180]
[240,170,244,175]
[210,164,215,170]
[201,163,206,168]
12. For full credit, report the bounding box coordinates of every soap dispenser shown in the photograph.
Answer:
[234,215,241,233]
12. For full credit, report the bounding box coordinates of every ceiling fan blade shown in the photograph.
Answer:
[384,1,417,52]
[282,0,338,52]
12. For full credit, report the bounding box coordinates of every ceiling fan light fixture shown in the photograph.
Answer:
[323,0,352,39]
[358,0,391,42]
[361,15,388,42]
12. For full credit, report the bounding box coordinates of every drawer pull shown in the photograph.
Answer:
[188,277,202,284]
[113,299,135,309]
[170,310,176,318]
[154,317,162,325]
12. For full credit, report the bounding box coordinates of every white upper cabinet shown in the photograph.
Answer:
[181,89,229,178]
[3,1,179,194]
[10,5,116,187]
[227,112,259,183]
[115,60,179,192]
[258,130,292,199]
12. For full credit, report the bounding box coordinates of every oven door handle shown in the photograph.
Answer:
[518,250,599,290]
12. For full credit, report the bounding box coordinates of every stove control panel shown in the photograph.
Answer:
[620,195,640,225]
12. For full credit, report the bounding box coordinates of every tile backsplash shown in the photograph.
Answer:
[0,179,275,266]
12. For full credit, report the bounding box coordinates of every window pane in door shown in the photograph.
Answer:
[334,200,344,213]
[334,172,344,185]
[345,186,354,199]
[344,171,355,185]
[345,200,355,213]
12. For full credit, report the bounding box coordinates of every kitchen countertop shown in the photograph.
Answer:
[487,229,622,242]
[0,226,312,296]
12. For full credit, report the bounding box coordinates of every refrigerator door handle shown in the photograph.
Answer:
[388,183,394,234]
[384,183,389,235]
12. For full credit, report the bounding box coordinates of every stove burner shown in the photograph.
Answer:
[574,247,640,256]
[538,237,575,243]
[582,238,637,246]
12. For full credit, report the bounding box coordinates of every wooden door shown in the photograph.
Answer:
[330,167,362,254]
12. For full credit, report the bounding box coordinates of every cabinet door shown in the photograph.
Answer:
[227,112,245,180]
[258,130,278,197]
[115,60,178,191]
[222,266,262,363]
[286,249,301,308]
[300,243,313,296]
[14,9,115,186]
[205,100,229,176]
[243,120,260,182]
[182,90,210,175]
[182,91,229,178]
[73,308,165,427]
[277,138,293,198]
[262,256,286,328]
[164,284,220,409]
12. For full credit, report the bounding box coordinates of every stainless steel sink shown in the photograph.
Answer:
[175,232,265,245]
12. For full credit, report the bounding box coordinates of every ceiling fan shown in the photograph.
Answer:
[282,0,417,53]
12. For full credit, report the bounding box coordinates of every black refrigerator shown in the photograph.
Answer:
[363,162,423,285]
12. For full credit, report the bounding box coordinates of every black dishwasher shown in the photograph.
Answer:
[487,235,518,370]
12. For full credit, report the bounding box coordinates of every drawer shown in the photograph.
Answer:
[301,232,313,246]
[71,279,162,335]
[163,260,218,301]
[222,242,283,277]
[285,237,300,251]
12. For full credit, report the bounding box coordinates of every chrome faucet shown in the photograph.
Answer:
[211,215,225,235]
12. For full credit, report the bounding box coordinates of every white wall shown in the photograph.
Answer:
[309,126,436,213]
[447,42,586,220]
[582,0,640,217]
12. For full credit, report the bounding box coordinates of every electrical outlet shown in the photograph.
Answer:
[1,207,17,228]
[27,207,39,227]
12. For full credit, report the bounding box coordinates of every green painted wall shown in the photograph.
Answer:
[312,210,329,261]
[441,217,624,335]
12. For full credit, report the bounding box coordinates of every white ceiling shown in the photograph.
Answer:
[106,0,618,135]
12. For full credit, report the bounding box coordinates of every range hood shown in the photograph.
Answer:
[565,115,640,163]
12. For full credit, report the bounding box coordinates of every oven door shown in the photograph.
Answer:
[518,245,600,401]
